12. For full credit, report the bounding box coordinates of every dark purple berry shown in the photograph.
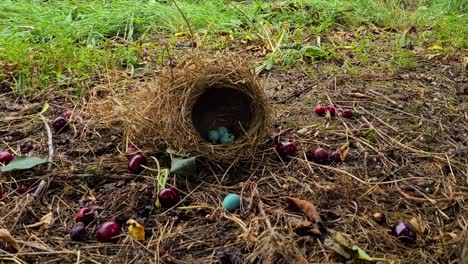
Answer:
[158,188,180,208]
[391,221,417,243]
[275,141,298,159]
[52,116,69,133]
[128,154,146,174]
[70,222,87,242]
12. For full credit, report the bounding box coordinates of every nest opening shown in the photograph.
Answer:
[191,86,254,142]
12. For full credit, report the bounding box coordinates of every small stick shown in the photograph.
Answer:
[396,185,436,204]
[276,83,318,104]
[34,114,54,197]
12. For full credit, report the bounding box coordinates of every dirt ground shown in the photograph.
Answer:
[0,52,467,264]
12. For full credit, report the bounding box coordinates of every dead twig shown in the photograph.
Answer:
[34,114,53,197]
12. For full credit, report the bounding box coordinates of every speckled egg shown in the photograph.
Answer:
[222,194,241,213]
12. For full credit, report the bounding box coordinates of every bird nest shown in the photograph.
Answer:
[110,55,270,165]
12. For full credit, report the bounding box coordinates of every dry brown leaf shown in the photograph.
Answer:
[0,228,20,251]
[24,212,53,233]
[287,216,312,229]
[286,197,321,223]
[338,143,349,160]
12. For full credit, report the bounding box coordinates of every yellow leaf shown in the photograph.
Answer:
[409,217,423,235]
[0,228,20,251]
[126,219,145,241]
[338,143,349,160]
[174,32,187,37]
[427,44,443,51]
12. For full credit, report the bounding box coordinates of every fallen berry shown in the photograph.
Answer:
[326,105,336,116]
[314,105,326,116]
[52,116,69,133]
[70,222,87,242]
[0,151,14,165]
[20,141,33,154]
[342,109,353,118]
[96,221,121,243]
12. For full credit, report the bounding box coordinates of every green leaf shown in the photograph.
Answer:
[300,45,329,60]
[170,157,196,176]
[326,232,387,262]
[1,156,49,172]
[351,245,374,261]
[39,102,49,114]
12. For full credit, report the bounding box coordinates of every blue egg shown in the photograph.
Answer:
[208,130,220,143]
[219,133,235,144]
[223,193,241,212]
[217,126,229,135]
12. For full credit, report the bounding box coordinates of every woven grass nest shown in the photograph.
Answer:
[121,56,270,165]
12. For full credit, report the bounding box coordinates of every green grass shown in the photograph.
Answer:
[0,0,466,95]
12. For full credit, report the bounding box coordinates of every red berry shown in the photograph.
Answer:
[75,207,94,225]
[342,109,353,118]
[311,148,330,164]
[62,109,73,120]
[17,185,28,194]
[158,188,180,208]
[0,151,14,165]
[128,154,146,174]
[314,105,326,116]
[326,105,336,116]
[52,116,69,133]
[275,141,298,159]
[96,221,121,243]
[330,151,342,162]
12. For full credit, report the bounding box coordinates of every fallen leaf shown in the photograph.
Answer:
[334,231,351,248]
[427,44,443,51]
[126,219,145,241]
[23,241,52,251]
[0,229,20,251]
[324,236,351,259]
[409,217,423,235]
[338,143,349,160]
[350,245,374,261]
[0,156,49,172]
[38,102,49,114]
[287,216,312,229]
[170,157,196,176]
[286,197,321,223]
[25,212,53,234]
[326,231,387,262]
